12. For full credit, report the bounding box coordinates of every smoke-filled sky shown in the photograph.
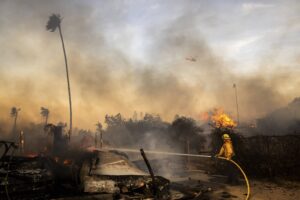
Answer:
[0,0,300,130]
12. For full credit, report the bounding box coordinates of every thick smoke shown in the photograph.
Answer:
[0,0,299,135]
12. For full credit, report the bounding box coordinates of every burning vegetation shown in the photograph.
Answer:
[210,109,237,129]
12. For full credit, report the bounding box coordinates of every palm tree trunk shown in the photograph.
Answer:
[58,25,72,140]
[11,113,18,141]
[95,132,98,148]
[45,115,48,125]
[100,131,103,149]
[13,113,18,134]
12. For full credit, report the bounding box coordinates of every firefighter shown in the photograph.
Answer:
[217,133,234,160]
[216,133,239,184]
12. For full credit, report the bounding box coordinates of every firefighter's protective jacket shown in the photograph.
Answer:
[218,140,235,159]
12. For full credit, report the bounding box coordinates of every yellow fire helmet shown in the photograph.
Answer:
[222,133,231,140]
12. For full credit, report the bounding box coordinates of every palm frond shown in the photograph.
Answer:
[10,107,20,117]
[46,14,62,32]
[40,107,49,117]
[11,107,17,117]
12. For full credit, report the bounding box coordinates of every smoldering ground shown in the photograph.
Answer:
[0,0,300,133]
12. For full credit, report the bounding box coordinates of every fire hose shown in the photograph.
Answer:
[217,156,250,200]
[99,147,251,200]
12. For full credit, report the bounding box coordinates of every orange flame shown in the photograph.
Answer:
[211,108,237,128]
[63,159,72,165]
[25,153,38,158]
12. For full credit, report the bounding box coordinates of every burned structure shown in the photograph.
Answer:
[0,124,212,200]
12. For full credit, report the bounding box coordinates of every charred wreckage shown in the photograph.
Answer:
[0,124,210,200]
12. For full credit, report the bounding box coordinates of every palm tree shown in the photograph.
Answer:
[11,107,21,136]
[46,14,72,140]
[40,107,50,125]
[96,122,103,148]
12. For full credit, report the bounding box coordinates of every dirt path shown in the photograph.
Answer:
[168,170,300,200]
